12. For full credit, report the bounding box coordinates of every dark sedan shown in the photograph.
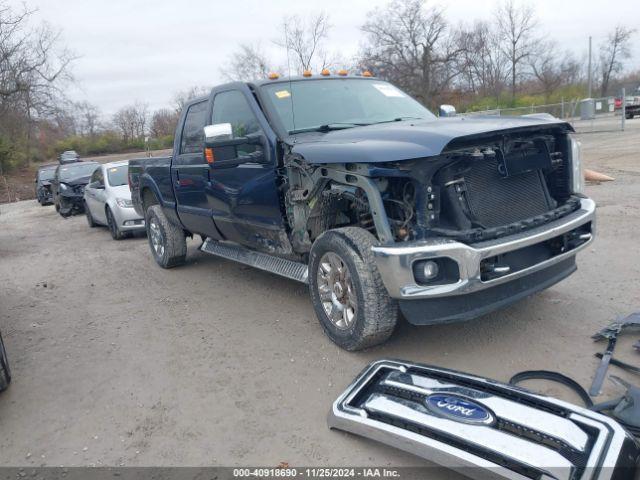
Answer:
[52,161,100,217]
[35,164,58,205]
[58,150,80,164]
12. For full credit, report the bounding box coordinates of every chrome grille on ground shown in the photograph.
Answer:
[329,360,639,480]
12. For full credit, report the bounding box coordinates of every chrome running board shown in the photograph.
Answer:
[200,238,308,283]
[329,360,640,480]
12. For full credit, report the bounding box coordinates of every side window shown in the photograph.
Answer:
[212,91,262,157]
[180,101,208,154]
[212,91,261,138]
[90,168,102,185]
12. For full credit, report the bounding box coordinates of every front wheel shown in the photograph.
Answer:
[145,205,187,268]
[106,207,125,240]
[0,331,11,392]
[308,227,398,351]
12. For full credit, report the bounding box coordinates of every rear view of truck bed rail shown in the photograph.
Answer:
[329,360,640,479]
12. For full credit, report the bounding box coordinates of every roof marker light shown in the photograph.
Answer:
[362,70,373,77]
[267,72,280,80]
[338,69,348,76]
[302,70,312,77]
[321,69,331,76]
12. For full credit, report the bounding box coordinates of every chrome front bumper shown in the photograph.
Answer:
[372,198,596,299]
[329,359,639,480]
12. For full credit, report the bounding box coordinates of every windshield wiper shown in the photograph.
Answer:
[373,116,424,124]
[290,122,371,134]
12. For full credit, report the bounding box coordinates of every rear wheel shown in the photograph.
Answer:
[85,202,97,228]
[0,331,11,393]
[106,207,125,240]
[308,227,398,351]
[145,205,186,268]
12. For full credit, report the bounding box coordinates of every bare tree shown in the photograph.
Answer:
[150,108,178,138]
[0,4,74,100]
[74,101,100,137]
[530,42,579,101]
[172,86,210,114]
[277,12,331,72]
[458,21,509,101]
[112,102,148,142]
[495,0,539,103]
[0,2,75,170]
[360,0,464,106]
[599,25,636,96]
[222,43,273,81]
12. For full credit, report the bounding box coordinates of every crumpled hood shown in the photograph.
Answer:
[290,115,573,164]
[62,175,92,186]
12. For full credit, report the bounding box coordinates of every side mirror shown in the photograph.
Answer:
[204,123,233,145]
[439,105,456,117]
[89,182,104,190]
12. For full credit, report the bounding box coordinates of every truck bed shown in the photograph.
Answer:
[128,156,173,217]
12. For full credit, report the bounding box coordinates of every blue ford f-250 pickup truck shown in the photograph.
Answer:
[129,73,595,350]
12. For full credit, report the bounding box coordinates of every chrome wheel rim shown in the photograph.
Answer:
[317,252,357,330]
[149,218,164,258]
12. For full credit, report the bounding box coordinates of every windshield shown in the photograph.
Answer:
[107,164,128,187]
[59,163,99,181]
[38,168,56,181]
[261,78,435,134]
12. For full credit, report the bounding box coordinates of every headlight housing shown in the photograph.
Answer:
[569,137,584,194]
[115,198,133,208]
[59,183,68,191]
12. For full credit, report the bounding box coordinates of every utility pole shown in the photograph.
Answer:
[622,87,626,131]
[587,36,592,98]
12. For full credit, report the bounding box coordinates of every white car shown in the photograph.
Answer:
[84,160,145,240]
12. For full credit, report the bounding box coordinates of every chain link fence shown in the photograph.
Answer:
[460,96,627,133]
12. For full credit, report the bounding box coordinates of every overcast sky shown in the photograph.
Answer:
[9,0,640,118]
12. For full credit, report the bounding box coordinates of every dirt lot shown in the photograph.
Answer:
[0,117,639,470]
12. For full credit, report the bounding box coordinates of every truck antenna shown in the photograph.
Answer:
[284,23,297,141]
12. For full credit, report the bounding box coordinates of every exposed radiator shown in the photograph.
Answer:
[463,158,553,228]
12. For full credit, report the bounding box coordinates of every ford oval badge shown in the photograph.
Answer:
[426,394,494,425]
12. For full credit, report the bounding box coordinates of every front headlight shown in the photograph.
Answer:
[59,183,68,191]
[570,137,584,194]
[115,198,133,208]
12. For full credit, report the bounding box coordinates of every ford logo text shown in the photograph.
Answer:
[425,394,494,425]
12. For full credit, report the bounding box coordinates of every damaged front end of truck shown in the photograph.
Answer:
[282,116,595,325]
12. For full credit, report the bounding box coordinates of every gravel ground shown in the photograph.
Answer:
[0,117,639,471]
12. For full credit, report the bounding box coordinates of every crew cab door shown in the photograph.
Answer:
[205,87,287,253]
[171,100,220,239]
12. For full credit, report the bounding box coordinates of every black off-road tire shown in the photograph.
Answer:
[308,227,398,351]
[85,202,98,228]
[106,207,125,240]
[145,205,186,269]
[0,331,11,393]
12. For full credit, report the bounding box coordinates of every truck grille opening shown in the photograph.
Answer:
[464,157,554,228]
